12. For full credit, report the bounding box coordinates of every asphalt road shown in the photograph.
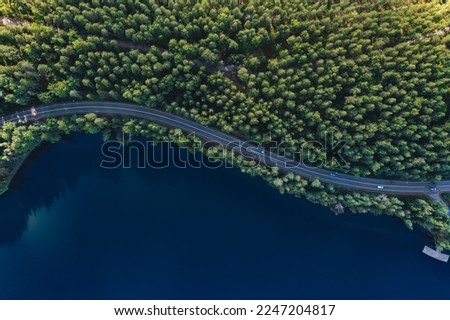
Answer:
[1,101,449,197]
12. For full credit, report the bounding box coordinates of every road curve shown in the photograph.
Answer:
[1,101,449,197]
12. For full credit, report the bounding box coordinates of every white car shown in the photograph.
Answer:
[377,185,384,189]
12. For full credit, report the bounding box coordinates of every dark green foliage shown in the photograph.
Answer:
[1,0,449,180]
[442,193,450,204]
[0,0,450,248]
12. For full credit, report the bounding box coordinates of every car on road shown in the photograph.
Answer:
[330,173,336,177]
[430,187,437,191]
[377,185,384,189]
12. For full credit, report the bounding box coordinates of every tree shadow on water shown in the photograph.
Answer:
[0,133,119,246]
[0,133,220,246]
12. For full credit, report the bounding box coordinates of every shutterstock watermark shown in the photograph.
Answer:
[100,132,348,170]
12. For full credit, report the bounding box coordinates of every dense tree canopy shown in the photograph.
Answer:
[1,0,449,179]
[0,0,450,248]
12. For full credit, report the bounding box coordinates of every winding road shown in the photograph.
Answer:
[1,101,449,198]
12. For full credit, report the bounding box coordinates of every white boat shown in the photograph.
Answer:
[422,246,449,262]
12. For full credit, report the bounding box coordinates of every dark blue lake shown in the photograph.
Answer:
[0,133,448,299]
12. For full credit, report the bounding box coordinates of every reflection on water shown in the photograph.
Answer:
[0,136,120,245]
[0,135,214,246]
[0,133,449,299]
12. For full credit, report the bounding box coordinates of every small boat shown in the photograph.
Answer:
[422,246,449,262]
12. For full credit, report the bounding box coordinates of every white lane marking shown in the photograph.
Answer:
[1,104,448,192]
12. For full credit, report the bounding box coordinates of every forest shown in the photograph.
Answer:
[0,0,449,248]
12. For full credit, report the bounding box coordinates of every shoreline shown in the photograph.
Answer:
[1,131,449,254]
[2,101,450,196]
[0,151,31,195]
[9,151,31,180]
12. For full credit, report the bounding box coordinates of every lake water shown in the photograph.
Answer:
[0,133,449,299]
